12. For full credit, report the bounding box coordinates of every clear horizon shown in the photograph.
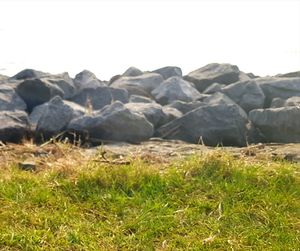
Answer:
[0,0,299,80]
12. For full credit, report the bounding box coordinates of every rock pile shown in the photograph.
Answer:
[1,64,300,146]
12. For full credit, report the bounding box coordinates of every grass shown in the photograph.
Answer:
[0,143,299,250]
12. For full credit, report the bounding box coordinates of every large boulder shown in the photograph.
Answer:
[152,66,182,80]
[125,102,167,128]
[249,107,300,143]
[70,86,128,111]
[0,85,27,111]
[110,73,164,97]
[68,101,154,143]
[0,111,29,143]
[10,69,48,80]
[221,80,265,113]
[184,63,240,92]
[156,104,249,146]
[203,92,238,106]
[122,67,143,77]
[16,78,64,111]
[270,98,286,108]
[74,70,106,91]
[167,100,205,114]
[256,77,300,107]
[36,96,85,139]
[203,83,225,94]
[151,77,201,105]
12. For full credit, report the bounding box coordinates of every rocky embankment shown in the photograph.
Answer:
[1,64,300,146]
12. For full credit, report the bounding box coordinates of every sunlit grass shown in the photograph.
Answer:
[0,148,299,250]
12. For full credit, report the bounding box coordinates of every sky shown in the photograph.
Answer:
[0,0,299,80]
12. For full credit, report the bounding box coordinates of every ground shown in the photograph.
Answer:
[0,140,299,250]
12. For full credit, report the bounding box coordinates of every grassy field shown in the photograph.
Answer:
[0,143,299,250]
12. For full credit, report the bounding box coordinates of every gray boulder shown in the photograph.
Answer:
[125,102,167,128]
[122,67,143,77]
[221,80,265,113]
[203,83,225,94]
[110,73,164,97]
[156,104,249,146]
[0,111,29,143]
[36,96,85,139]
[16,78,64,111]
[277,71,300,78]
[10,69,48,80]
[270,98,286,108]
[152,66,182,80]
[0,85,27,111]
[203,92,238,106]
[161,107,183,124]
[70,86,128,111]
[151,77,201,105]
[249,107,300,143]
[74,70,106,91]
[0,74,8,82]
[256,77,300,107]
[184,63,240,92]
[129,95,155,103]
[167,100,205,114]
[68,101,154,143]
[285,96,300,107]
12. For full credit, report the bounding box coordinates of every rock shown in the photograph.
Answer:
[0,110,29,143]
[247,72,259,79]
[249,107,300,143]
[74,70,106,91]
[18,161,36,171]
[203,92,238,106]
[270,97,286,108]
[28,103,49,129]
[68,101,154,143]
[221,80,265,113]
[161,107,183,124]
[0,74,8,82]
[277,71,300,78]
[129,95,155,103]
[156,104,249,146]
[256,77,300,107]
[110,73,164,96]
[70,86,128,111]
[108,74,122,85]
[125,102,167,128]
[184,63,240,92]
[41,72,76,99]
[151,76,201,105]
[10,69,48,80]
[36,96,85,139]
[167,100,205,114]
[122,67,143,77]
[16,78,64,112]
[0,84,27,111]
[285,96,300,107]
[203,83,225,94]
[152,66,182,80]
[238,71,252,82]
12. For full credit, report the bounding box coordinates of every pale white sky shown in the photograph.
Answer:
[0,0,299,80]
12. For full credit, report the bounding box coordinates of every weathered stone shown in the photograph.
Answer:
[156,104,249,146]
[221,80,265,113]
[151,77,201,105]
[167,100,205,114]
[184,63,240,92]
[0,111,29,143]
[0,84,27,111]
[125,102,167,128]
[203,92,238,106]
[36,96,85,139]
[161,107,183,124]
[256,77,300,107]
[68,101,154,143]
[11,69,48,80]
[277,71,300,78]
[123,67,143,77]
[285,96,300,107]
[110,73,164,96]
[129,95,155,103]
[16,78,64,111]
[249,107,300,143]
[152,66,182,80]
[270,97,286,108]
[74,70,106,91]
[70,86,128,110]
[203,83,225,94]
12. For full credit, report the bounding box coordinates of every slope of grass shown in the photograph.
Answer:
[0,147,299,250]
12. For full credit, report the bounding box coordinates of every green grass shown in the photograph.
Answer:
[0,151,299,250]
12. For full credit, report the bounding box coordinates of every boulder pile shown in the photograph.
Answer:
[1,63,300,146]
